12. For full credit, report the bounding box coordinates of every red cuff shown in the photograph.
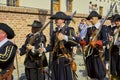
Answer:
[79,40,86,46]
[96,40,102,48]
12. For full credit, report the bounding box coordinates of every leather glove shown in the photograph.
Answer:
[90,40,102,48]
[96,40,102,48]
[26,44,34,50]
[79,40,86,46]
[57,33,66,41]
[89,41,97,48]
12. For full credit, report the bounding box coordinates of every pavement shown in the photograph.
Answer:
[13,48,87,80]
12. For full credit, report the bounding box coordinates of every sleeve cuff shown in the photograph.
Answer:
[31,47,35,53]
[43,48,46,53]
[64,35,68,41]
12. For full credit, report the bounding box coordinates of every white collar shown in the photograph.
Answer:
[0,38,8,47]
[87,24,92,28]
[111,24,116,27]
[94,21,101,29]
[58,24,65,30]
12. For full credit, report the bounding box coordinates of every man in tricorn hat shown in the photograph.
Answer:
[19,20,48,80]
[107,14,119,35]
[39,11,78,80]
[110,15,120,80]
[0,23,17,80]
[84,11,110,80]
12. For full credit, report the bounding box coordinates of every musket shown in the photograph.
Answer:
[26,20,51,62]
[92,2,116,41]
[52,11,77,54]
[28,21,51,45]
[51,11,77,80]
[26,21,51,80]
[66,11,76,25]
[85,2,116,57]
[84,2,116,80]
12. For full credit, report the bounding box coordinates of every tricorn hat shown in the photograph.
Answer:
[28,20,42,28]
[86,16,90,20]
[49,11,71,20]
[0,23,15,39]
[87,11,102,19]
[108,14,119,22]
[114,15,120,21]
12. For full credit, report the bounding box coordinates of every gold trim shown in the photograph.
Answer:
[0,46,8,56]
[0,46,14,62]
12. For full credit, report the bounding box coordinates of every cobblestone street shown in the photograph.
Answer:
[13,50,87,80]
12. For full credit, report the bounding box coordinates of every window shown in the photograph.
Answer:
[53,0,60,11]
[53,0,59,3]
[66,0,73,12]
[7,0,19,6]
[99,6,103,16]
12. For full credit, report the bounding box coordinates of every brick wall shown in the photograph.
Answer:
[0,6,88,63]
[0,6,87,48]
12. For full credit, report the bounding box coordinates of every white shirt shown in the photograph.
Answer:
[94,21,101,29]
[57,24,65,31]
[0,38,8,47]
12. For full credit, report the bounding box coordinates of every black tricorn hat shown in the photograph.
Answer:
[0,23,15,39]
[28,20,42,28]
[114,15,120,21]
[49,11,71,20]
[87,11,102,19]
[108,14,119,22]
[86,16,90,20]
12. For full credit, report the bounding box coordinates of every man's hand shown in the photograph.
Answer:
[89,41,97,48]
[26,44,34,50]
[38,48,44,54]
[118,37,120,42]
[109,36,113,42]
[57,33,65,41]
[90,41,96,48]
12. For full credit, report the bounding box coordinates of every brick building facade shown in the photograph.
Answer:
[0,6,87,48]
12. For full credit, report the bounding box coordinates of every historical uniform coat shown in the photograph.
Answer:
[20,33,48,80]
[110,26,120,76]
[0,39,17,79]
[85,22,109,79]
[45,25,77,80]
